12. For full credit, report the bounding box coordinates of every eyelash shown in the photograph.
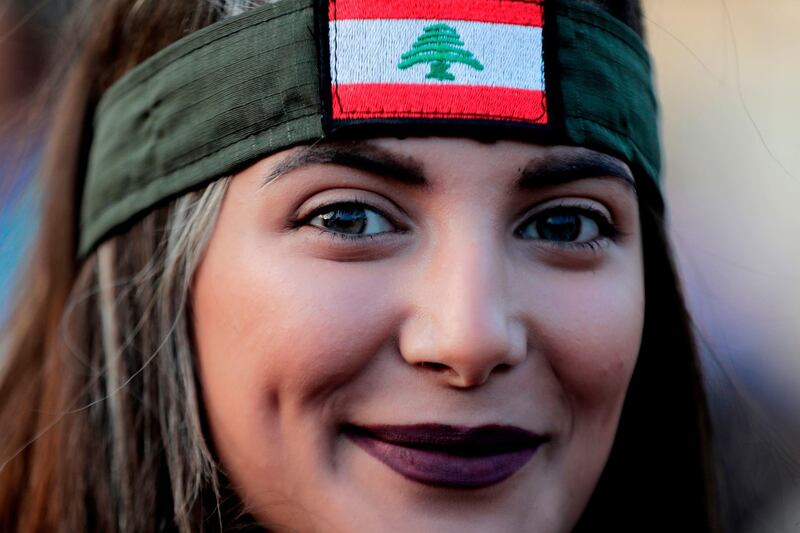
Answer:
[291,197,621,251]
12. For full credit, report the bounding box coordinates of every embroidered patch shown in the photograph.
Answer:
[323,0,548,125]
[397,23,485,81]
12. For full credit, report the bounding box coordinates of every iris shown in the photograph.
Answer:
[536,213,582,242]
[319,206,368,234]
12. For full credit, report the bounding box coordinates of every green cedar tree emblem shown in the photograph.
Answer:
[397,23,484,81]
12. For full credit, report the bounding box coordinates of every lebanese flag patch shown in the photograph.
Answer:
[323,0,548,125]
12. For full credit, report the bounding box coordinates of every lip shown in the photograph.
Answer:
[343,423,547,489]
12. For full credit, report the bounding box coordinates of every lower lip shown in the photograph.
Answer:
[346,434,539,489]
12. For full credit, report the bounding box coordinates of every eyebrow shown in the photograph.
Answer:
[518,149,636,192]
[262,142,428,189]
[261,142,636,192]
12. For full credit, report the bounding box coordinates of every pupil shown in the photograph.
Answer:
[320,207,367,234]
[537,214,581,242]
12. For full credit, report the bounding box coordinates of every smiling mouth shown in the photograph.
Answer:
[342,423,547,489]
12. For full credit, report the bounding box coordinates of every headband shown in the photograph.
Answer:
[79,0,660,258]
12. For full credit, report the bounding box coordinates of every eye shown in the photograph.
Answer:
[306,201,395,237]
[517,206,616,244]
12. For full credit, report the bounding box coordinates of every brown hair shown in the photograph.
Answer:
[0,3,253,531]
[0,1,719,531]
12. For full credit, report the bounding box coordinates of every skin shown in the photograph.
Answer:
[193,137,644,533]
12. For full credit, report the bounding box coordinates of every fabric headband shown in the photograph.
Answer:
[79,0,660,258]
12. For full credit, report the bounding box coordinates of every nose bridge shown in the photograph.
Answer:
[434,228,507,340]
[400,221,526,387]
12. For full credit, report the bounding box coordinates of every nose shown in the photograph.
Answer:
[398,231,527,388]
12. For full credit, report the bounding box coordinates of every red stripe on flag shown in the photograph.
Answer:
[329,0,543,26]
[331,83,548,123]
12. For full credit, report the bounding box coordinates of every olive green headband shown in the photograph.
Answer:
[79,0,660,257]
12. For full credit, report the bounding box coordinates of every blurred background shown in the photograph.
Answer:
[0,0,73,320]
[0,0,50,320]
[1,0,798,531]
[644,1,800,531]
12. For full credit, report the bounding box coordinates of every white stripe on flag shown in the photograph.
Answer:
[330,19,544,90]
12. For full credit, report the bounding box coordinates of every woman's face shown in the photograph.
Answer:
[193,137,644,532]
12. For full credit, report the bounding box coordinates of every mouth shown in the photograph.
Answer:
[342,423,547,489]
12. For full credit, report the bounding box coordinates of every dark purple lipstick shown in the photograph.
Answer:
[343,423,546,489]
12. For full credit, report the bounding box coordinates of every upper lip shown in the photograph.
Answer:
[341,423,547,455]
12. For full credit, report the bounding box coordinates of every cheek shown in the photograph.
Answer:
[521,261,644,523]
[192,227,398,423]
[532,265,644,415]
[192,220,408,500]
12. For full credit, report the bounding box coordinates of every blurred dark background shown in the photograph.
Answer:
[1,0,74,318]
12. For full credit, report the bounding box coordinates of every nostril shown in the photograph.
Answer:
[493,363,513,373]
[416,362,449,372]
